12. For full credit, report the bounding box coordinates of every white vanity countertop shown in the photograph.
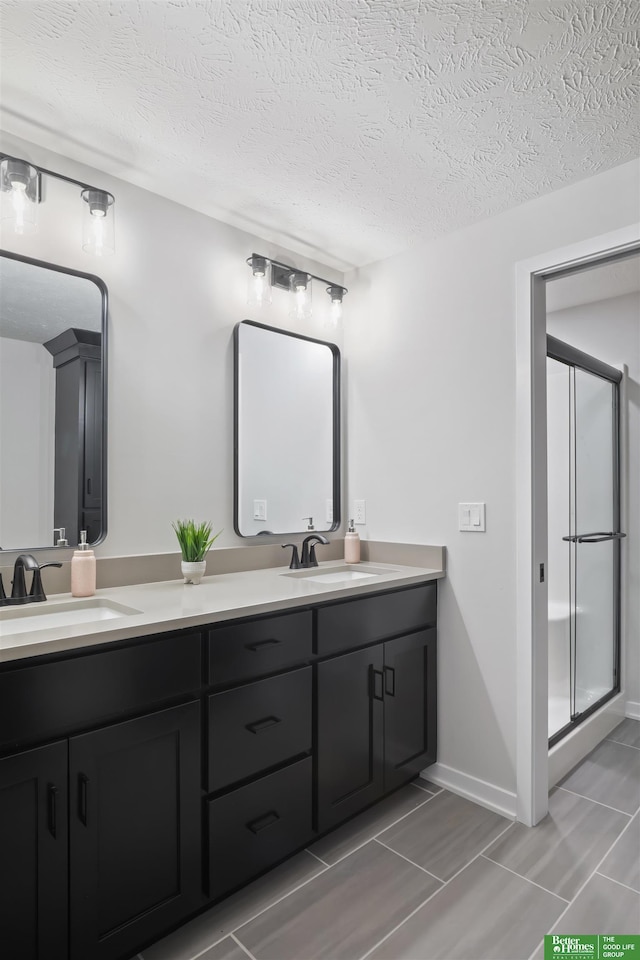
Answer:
[0,560,444,663]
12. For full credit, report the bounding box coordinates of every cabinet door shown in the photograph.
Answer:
[383,628,437,793]
[0,741,68,960]
[317,646,384,833]
[69,701,202,960]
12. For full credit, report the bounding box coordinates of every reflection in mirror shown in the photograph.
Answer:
[0,252,107,550]
[234,320,340,538]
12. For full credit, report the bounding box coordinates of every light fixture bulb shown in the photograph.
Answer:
[81,188,115,255]
[326,285,345,327]
[246,255,272,307]
[289,271,312,322]
[0,157,39,235]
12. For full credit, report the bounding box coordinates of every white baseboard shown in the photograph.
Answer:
[626,700,640,720]
[421,763,517,821]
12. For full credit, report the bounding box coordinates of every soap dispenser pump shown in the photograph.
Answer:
[344,519,360,564]
[71,530,96,597]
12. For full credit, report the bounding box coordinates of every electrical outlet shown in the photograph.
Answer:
[326,499,333,524]
[253,499,267,521]
[354,500,366,524]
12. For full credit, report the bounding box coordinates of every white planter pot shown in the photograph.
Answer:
[181,560,206,585]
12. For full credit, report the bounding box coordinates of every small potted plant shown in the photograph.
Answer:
[172,519,221,584]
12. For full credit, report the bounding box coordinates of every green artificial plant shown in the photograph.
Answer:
[172,519,221,562]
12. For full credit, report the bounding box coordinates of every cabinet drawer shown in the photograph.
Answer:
[0,632,201,751]
[208,610,312,686]
[207,667,312,793]
[207,756,313,900]
[317,583,437,656]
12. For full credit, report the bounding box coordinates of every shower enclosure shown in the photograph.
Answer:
[546,336,624,745]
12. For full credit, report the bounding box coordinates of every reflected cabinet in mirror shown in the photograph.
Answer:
[0,251,107,550]
[234,320,340,537]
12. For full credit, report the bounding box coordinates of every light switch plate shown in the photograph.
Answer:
[253,499,267,521]
[326,499,333,524]
[459,502,486,532]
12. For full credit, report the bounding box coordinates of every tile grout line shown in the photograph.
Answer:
[479,854,569,903]
[525,794,640,960]
[357,819,515,960]
[411,780,442,795]
[319,789,438,868]
[231,931,259,960]
[305,847,330,867]
[557,785,634,817]
[594,871,640,896]
[374,838,444,882]
[605,735,640,751]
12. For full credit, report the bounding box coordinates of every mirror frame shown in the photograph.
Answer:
[0,248,109,552]
[233,319,341,538]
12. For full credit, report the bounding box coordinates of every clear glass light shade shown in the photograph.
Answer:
[289,272,312,322]
[326,285,345,328]
[0,158,39,235]
[81,189,115,255]
[247,256,272,307]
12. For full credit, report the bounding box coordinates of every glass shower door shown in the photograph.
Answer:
[573,368,619,717]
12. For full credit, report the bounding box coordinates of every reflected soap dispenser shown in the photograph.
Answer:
[71,530,96,597]
[344,519,360,564]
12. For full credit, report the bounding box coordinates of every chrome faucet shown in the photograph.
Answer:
[0,554,63,606]
[300,534,329,568]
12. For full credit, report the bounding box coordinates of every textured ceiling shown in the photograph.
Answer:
[0,0,639,269]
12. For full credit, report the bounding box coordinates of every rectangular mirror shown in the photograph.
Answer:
[234,320,340,537]
[0,251,107,550]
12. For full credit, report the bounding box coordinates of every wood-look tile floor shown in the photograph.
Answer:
[141,720,640,960]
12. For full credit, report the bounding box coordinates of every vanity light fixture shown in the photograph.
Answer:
[245,252,347,323]
[0,153,116,255]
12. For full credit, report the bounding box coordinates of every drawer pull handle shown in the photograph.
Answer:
[245,638,281,652]
[384,666,396,697]
[47,784,58,838]
[246,715,282,735]
[247,810,281,834]
[78,773,89,826]
[370,666,384,701]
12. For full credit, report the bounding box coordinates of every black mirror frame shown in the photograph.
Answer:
[0,248,108,551]
[233,319,341,539]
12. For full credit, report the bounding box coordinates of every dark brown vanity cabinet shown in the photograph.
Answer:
[0,632,203,960]
[317,584,437,833]
[0,741,69,960]
[0,580,437,960]
[206,611,315,900]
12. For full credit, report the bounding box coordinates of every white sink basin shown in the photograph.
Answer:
[0,598,142,635]
[283,565,395,585]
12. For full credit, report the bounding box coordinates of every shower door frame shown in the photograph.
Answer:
[546,335,623,748]
[515,224,639,827]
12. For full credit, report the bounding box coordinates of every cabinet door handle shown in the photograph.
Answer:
[78,773,89,826]
[370,666,384,701]
[86,477,92,495]
[245,638,281,652]
[246,715,282,735]
[47,784,58,838]
[384,666,396,697]
[247,810,281,835]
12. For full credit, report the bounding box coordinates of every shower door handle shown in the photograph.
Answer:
[562,531,627,543]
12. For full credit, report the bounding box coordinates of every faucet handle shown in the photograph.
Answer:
[0,573,6,603]
[308,535,329,567]
[29,562,63,602]
[282,543,301,570]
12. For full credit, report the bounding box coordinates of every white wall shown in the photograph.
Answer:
[548,291,640,711]
[0,132,344,558]
[0,337,55,547]
[344,159,640,798]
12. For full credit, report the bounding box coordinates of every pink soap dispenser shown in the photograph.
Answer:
[71,530,96,597]
[344,519,361,564]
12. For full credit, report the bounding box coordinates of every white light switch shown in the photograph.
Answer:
[354,500,366,524]
[253,499,267,521]
[459,502,486,532]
